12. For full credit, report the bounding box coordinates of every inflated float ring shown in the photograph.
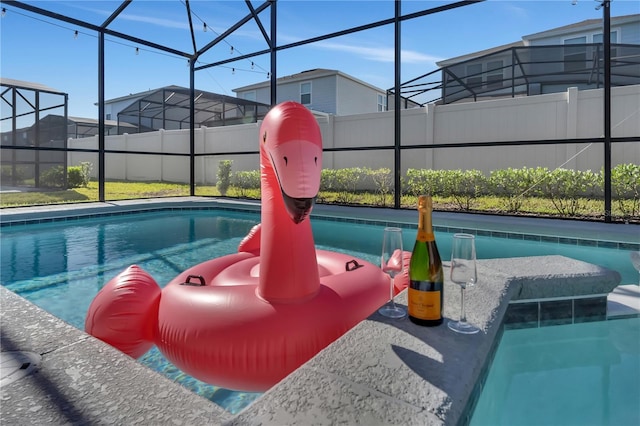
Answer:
[85,101,409,392]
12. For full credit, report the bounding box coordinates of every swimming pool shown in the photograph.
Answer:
[1,207,638,415]
[471,317,640,425]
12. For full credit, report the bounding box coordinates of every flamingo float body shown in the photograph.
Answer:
[85,102,403,392]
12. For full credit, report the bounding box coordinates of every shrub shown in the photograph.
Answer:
[367,167,393,207]
[79,162,92,186]
[320,169,337,193]
[232,170,261,197]
[320,168,364,204]
[67,167,84,188]
[40,166,65,188]
[611,163,640,218]
[217,160,233,196]
[0,165,10,180]
[67,162,92,188]
[441,169,487,210]
[337,168,365,203]
[541,168,600,216]
[1,165,27,184]
[405,169,445,197]
[489,167,548,212]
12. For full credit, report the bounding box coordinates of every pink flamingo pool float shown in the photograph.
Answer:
[85,101,406,392]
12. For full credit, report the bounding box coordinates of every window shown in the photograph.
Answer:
[106,113,111,120]
[243,91,256,101]
[593,31,618,63]
[486,60,504,89]
[466,63,483,88]
[300,82,311,105]
[593,31,618,44]
[564,36,587,72]
[377,93,387,111]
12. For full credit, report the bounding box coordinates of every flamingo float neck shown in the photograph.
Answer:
[257,102,323,303]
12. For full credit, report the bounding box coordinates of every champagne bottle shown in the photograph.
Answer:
[408,195,444,326]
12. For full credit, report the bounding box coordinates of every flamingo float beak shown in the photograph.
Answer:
[282,193,315,224]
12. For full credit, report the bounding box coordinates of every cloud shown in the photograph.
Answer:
[313,41,442,64]
[117,14,191,31]
[503,4,529,19]
[60,2,191,30]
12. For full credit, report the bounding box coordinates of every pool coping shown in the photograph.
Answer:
[0,198,635,425]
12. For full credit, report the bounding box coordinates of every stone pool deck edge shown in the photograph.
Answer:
[1,198,633,425]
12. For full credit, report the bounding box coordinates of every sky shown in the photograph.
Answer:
[1,0,638,118]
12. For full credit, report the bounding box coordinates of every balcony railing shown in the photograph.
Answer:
[393,43,640,105]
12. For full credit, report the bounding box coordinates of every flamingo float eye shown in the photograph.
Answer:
[284,156,288,165]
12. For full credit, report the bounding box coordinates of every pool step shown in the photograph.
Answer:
[607,284,640,318]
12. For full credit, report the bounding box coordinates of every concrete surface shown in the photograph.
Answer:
[608,284,640,318]
[0,286,232,425]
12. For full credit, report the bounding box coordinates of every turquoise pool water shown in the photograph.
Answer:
[1,208,638,415]
[471,317,640,426]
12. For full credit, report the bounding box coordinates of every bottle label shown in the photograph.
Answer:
[408,287,441,320]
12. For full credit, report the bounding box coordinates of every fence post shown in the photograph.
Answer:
[197,126,206,187]
[122,133,128,181]
[565,87,579,170]
[159,128,165,182]
[426,104,436,170]
[324,115,335,170]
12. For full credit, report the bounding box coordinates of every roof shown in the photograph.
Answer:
[106,85,266,107]
[523,13,639,41]
[0,77,65,95]
[68,116,136,129]
[232,68,386,94]
[436,41,524,67]
[116,85,270,128]
[437,13,639,68]
[101,88,158,105]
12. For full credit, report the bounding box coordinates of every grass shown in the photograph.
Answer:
[1,181,637,223]
[0,181,194,206]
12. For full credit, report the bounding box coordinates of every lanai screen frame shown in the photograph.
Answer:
[1,0,620,222]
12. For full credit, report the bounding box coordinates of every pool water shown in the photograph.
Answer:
[471,317,640,426]
[1,210,265,414]
[1,209,638,415]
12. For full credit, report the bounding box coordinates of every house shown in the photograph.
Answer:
[233,68,420,115]
[401,14,640,105]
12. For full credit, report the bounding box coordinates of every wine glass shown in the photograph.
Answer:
[378,227,406,319]
[448,233,479,334]
[631,251,640,285]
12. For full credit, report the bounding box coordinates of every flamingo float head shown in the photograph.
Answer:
[260,102,323,224]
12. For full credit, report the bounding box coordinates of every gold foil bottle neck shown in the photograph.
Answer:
[418,195,432,211]
[416,195,434,241]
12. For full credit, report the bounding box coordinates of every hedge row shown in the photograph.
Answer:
[227,164,639,217]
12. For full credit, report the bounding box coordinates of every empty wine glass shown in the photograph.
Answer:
[448,233,479,334]
[631,251,640,285]
[378,227,406,319]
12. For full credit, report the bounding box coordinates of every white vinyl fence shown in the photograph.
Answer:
[68,85,640,186]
